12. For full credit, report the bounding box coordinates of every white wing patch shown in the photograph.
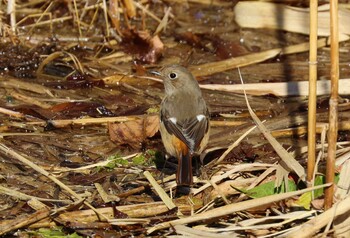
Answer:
[196,114,206,122]
[169,117,177,124]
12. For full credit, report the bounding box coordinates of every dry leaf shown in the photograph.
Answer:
[108,114,160,149]
[121,30,164,64]
[311,198,324,210]
[139,33,164,64]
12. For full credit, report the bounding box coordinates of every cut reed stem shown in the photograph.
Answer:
[307,0,318,186]
[325,0,339,210]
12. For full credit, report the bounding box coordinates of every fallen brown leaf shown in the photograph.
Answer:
[311,198,324,210]
[139,33,164,64]
[108,114,159,149]
[121,30,164,64]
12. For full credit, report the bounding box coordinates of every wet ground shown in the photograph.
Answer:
[0,0,350,237]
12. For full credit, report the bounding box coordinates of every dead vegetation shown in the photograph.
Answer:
[0,0,350,237]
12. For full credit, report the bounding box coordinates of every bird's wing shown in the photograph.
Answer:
[161,108,209,153]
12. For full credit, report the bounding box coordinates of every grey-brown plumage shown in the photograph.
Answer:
[156,65,210,186]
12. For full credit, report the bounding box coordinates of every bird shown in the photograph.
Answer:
[153,65,210,186]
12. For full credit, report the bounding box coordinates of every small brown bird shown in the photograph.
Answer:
[154,65,210,186]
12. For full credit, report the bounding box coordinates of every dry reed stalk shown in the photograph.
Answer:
[26,116,137,128]
[190,38,329,77]
[286,191,350,237]
[55,153,138,172]
[228,211,317,231]
[102,0,110,37]
[163,0,228,6]
[55,201,198,225]
[335,160,350,200]
[307,0,318,186]
[234,1,350,37]
[0,143,109,221]
[271,121,350,138]
[185,0,233,6]
[7,0,16,33]
[94,183,120,203]
[173,224,236,237]
[9,91,52,109]
[154,7,171,35]
[192,163,273,196]
[73,0,82,37]
[143,171,183,216]
[325,0,339,210]
[214,124,257,165]
[108,0,120,32]
[123,0,136,18]
[0,185,71,203]
[133,1,161,22]
[147,184,330,234]
[200,78,350,96]
[0,79,53,96]
[18,16,72,28]
[237,69,305,180]
[0,107,27,119]
[0,208,50,236]
[26,2,54,35]
[210,120,246,127]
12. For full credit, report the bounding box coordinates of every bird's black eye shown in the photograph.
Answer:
[169,72,177,79]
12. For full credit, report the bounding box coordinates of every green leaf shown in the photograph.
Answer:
[146,149,157,157]
[96,154,130,171]
[295,174,340,209]
[294,176,323,210]
[295,192,312,210]
[313,175,325,198]
[313,174,340,198]
[35,227,82,238]
[132,155,146,165]
[146,107,159,114]
[239,179,297,199]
